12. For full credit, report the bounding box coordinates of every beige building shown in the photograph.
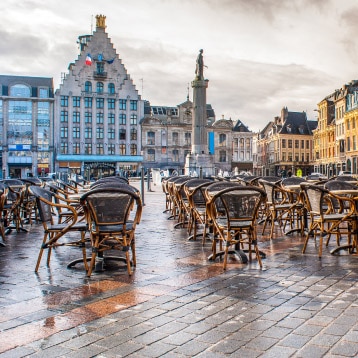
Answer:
[254,107,316,177]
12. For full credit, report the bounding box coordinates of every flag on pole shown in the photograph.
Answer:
[85,54,92,66]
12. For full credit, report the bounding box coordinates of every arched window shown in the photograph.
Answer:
[85,81,92,93]
[108,83,115,94]
[96,82,104,94]
[148,149,155,161]
[10,84,30,97]
[219,134,226,146]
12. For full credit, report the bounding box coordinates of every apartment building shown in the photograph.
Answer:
[0,75,54,178]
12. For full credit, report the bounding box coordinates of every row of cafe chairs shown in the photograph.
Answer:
[28,175,142,277]
[162,173,358,268]
[162,175,267,269]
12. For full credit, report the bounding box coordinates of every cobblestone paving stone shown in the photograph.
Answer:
[1,180,358,357]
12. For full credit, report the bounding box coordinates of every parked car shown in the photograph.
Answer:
[338,171,352,176]
[307,172,328,180]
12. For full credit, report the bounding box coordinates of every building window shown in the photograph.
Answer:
[282,152,286,161]
[73,127,80,139]
[73,111,80,123]
[119,129,126,140]
[108,98,115,109]
[282,139,286,148]
[96,127,104,139]
[173,149,179,162]
[295,140,299,149]
[85,112,92,123]
[108,128,115,139]
[148,149,155,161]
[60,127,68,138]
[288,139,292,148]
[108,83,115,94]
[147,131,155,145]
[84,97,92,108]
[96,82,104,93]
[96,112,104,124]
[119,113,126,124]
[10,84,31,97]
[60,110,68,122]
[85,127,92,139]
[131,128,137,140]
[108,113,115,124]
[85,81,92,93]
[96,62,104,75]
[39,88,48,98]
[73,142,80,154]
[119,143,126,155]
[219,150,226,162]
[96,98,104,109]
[288,152,293,161]
[73,96,81,107]
[130,144,137,155]
[60,142,68,154]
[85,143,92,154]
[185,132,191,145]
[119,99,126,110]
[219,134,226,147]
[130,100,137,111]
[130,114,137,125]
[306,140,309,149]
[108,143,115,154]
[96,143,104,154]
[172,132,179,145]
[60,96,69,107]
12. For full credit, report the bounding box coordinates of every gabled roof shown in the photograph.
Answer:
[279,111,315,135]
[233,119,251,132]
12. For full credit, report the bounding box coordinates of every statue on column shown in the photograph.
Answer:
[195,49,204,80]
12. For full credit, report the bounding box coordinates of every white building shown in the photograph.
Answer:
[54,15,144,179]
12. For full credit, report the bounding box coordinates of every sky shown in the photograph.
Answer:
[1,0,358,132]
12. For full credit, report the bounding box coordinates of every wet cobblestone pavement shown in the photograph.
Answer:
[1,180,358,357]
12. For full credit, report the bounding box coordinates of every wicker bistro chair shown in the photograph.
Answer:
[1,179,28,234]
[183,178,214,242]
[301,183,357,258]
[0,183,8,246]
[280,176,308,236]
[29,186,89,272]
[165,176,191,222]
[80,187,142,277]
[206,186,267,269]
[259,179,294,239]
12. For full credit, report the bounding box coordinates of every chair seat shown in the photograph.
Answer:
[216,217,253,229]
[92,222,134,233]
[47,222,87,231]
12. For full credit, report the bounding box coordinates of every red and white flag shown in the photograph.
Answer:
[85,54,92,66]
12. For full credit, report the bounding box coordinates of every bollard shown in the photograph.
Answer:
[141,167,145,206]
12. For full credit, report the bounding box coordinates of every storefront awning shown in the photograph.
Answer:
[56,154,143,163]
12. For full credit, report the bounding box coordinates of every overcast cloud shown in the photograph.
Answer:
[1,0,357,131]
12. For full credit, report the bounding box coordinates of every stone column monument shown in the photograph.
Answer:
[185,49,214,177]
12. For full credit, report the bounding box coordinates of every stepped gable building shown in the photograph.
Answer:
[254,107,317,177]
[54,14,144,179]
[0,75,54,178]
[140,95,215,174]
